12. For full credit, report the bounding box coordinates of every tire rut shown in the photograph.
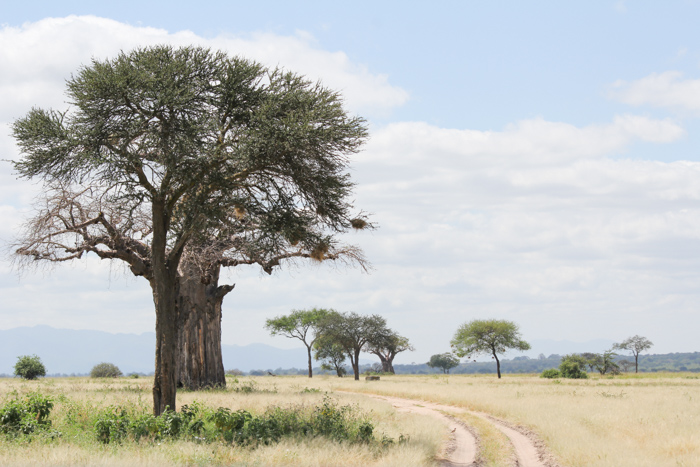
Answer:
[346,392,556,467]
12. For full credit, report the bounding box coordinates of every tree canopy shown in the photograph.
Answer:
[316,311,392,380]
[613,335,653,373]
[12,45,369,414]
[265,308,331,378]
[427,353,459,374]
[365,331,413,374]
[450,319,530,378]
[14,355,46,380]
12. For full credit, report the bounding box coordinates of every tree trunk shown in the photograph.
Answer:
[494,352,501,379]
[378,354,390,373]
[352,349,360,380]
[306,345,313,378]
[152,269,180,416]
[151,199,182,416]
[386,352,396,374]
[176,262,233,390]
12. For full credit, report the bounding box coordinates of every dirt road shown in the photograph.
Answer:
[353,393,555,467]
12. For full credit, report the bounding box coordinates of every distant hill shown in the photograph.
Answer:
[0,326,308,375]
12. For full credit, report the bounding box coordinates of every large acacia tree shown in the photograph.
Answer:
[12,46,368,415]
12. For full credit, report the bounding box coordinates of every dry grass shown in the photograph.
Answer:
[314,373,700,467]
[0,376,443,466]
[1,373,699,466]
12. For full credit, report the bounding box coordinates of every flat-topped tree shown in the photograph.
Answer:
[12,45,369,415]
[613,335,653,373]
[450,319,531,379]
[265,308,332,378]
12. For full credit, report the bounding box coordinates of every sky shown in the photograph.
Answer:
[2,1,700,364]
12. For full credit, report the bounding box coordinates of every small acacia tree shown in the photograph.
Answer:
[427,353,460,374]
[14,355,46,380]
[265,308,331,378]
[613,335,653,373]
[450,319,530,379]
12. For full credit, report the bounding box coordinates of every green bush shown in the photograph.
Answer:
[90,362,123,378]
[559,355,588,379]
[0,391,54,435]
[541,368,561,378]
[13,355,46,380]
[93,396,377,447]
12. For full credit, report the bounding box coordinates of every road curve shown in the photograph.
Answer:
[348,392,553,467]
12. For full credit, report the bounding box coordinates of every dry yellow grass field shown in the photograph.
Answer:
[0,372,698,466]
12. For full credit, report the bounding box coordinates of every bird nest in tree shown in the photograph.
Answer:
[350,218,368,230]
[310,242,329,261]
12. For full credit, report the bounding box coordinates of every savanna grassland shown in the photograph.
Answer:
[0,373,698,466]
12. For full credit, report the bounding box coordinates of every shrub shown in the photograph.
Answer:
[0,391,53,435]
[559,354,588,379]
[541,368,562,379]
[90,363,123,378]
[92,396,379,447]
[13,355,46,380]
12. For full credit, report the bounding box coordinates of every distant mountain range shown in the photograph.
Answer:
[0,326,621,375]
[0,326,308,375]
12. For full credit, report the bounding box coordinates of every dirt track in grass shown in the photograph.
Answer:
[355,393,557,467]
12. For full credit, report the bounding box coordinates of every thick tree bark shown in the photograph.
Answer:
[151,199,182,416]
[377,354,390,373]
[176,262,233,390]
[152,271,180,415]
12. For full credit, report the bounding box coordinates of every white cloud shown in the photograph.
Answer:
[609,71,700,111]
[0,15,407,123]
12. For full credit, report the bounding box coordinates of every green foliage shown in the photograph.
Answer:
[90,362,123,378]
[450,319,530,378]
[541,368,562,378]
[593,350,621,376]
[13,355,46,380]
[614,335,654,373]
[315,311,394,380]
[92,395,377,447]
[314,337,348,377]
[266,308,333,377]
[427,353,460,374]
[559,354,589,379]
[94,403,205,444]
[0,391,54,435]
[451,320,531,358]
